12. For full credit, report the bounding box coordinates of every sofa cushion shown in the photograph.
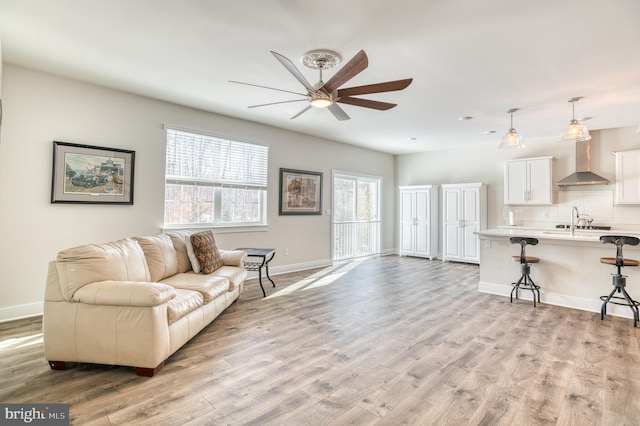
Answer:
[166,230,197,273]
[219,249,248,267]
[73,281,176,307]
[55,238,151,301]
[134,234,179,282]
[166,289,204,325]
[161,273,230,304]
[190,231,224,274]
[213,266,248,292]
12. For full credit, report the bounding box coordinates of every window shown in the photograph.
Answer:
[164,128,269,228]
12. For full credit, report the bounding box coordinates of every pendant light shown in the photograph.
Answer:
[561,97,591,141]
[499,108,524,149]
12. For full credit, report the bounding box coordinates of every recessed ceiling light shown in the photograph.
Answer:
[484,130,496,134]
[459,116,473,121]
[408,137,417,141]
[577,116,592,122]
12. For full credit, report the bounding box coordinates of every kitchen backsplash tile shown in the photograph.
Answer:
[504,188,640,230]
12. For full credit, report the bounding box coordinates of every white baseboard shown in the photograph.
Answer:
[0,302,43,323]
[479,281,637,320]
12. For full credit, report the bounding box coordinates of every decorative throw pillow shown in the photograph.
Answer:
[190,230,224,274]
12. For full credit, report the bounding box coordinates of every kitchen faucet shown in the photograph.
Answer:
[570,206,579,236]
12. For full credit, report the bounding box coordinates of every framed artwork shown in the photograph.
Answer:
[51,141,135,204]
[279,168,322,215]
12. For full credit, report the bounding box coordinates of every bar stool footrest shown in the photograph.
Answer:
[600,291,639,327]
[510,277,541,307]
[599,295,640,308]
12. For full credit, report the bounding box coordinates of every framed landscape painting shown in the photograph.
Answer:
[279,168,323,215]
[51,141,135,204]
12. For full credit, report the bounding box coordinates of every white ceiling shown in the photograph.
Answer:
[1,0,639,155]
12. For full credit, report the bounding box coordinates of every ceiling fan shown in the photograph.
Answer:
[230,49,413,121]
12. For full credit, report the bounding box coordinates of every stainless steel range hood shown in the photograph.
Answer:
[557,140,610,186]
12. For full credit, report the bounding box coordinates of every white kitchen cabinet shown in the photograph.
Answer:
[504,156,553,205]
[399,185,438,259]
[615,150,640,204]
[442,183,487,264]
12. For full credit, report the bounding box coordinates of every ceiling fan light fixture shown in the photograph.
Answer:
[234,49,411,120]
[309,92,333,108]
[561,97,591,141]
[499,108,525,149]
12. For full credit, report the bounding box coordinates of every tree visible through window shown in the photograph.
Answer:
[164,128,269,227]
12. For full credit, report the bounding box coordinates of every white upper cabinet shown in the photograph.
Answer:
[615,150,640,204]
[504,156,553,205]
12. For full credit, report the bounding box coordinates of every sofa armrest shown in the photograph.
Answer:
[219,249,248,267]
[72,281,176,307]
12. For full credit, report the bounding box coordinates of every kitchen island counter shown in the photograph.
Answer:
[477,228,640,319]
[479,227,640,244]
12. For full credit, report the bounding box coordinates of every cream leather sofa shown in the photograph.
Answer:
[43,230,247,376]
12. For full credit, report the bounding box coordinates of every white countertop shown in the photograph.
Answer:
[477,226,640,243]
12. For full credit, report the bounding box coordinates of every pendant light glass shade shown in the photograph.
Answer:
[561,97,591,141]
[499,108,525,149]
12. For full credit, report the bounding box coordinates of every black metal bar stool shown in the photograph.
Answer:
[509,237,541,306]
[599,235,640,327]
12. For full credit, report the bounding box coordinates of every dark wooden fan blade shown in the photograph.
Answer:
[338,78,413,97]
[229,80,308,97]
[328,103,350,121]
[248,99,308,108]
[337,96,397,110]
[322,50,368,93]
[271,51,316,92]
[291,105,312,119]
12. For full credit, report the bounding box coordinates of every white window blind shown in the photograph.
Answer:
[164,128,269,227]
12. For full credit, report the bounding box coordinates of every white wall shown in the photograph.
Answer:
[395,127,640,249]
[0,64,395,321]
[2,62,637,322]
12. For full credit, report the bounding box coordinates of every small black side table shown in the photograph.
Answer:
[235,248,276,297]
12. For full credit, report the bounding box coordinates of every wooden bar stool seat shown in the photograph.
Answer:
[509,237,541,306]
[600,257,640,267]
[511,255,540,264]
[599,235,640,327]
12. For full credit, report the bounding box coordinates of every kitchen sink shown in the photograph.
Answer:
[541,230,601,240]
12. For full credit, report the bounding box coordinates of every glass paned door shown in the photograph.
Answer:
[332,172,381,261]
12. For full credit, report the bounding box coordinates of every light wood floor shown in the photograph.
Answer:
[2,256,640,425]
